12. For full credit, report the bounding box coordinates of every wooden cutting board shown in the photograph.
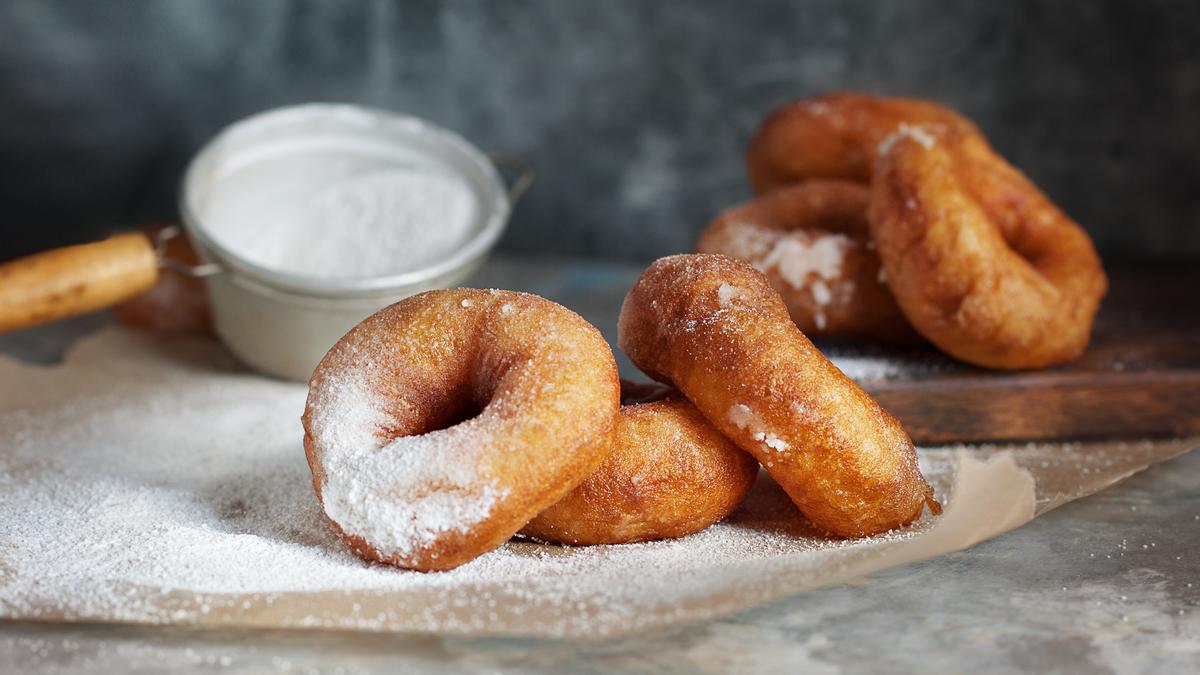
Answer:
[846,262,1200,444]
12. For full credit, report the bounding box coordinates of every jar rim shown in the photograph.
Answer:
[179,103,510,299]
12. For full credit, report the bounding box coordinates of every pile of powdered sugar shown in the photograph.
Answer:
[2,328,1183,638]
[199,156,480,279]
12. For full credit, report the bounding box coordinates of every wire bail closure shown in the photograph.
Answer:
[488,153,534,204]
[153,226,222,278]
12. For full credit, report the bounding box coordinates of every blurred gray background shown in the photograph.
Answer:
[2,0,1197,263]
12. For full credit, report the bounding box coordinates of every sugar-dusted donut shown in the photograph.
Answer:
[302,288,620,571]
[869,126,1108,369]
[696,180,918,343]
[618,254,938,537]
[521,381,759,545]
[746,92,979,193]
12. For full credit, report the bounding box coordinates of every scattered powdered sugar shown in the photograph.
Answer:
[877,122,937,156]
[828,355,903,381]
[2,327,1184,639]
[307,370,506,561]
[825,346,958,383]
[0,329,960,637]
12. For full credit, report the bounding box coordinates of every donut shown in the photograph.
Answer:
[112,227,213,335]
[302,288,620,571]
[746,92,979,193]
[521,381,759,545]
[696,180,919,343]
[869,125,1108,369]
[618,254,939,537]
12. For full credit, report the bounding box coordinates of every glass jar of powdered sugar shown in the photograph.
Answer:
[179,104,518,381]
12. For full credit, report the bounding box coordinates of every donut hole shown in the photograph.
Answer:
[423,399,486,436]
[374,378,487,443]
[872,126,1106,368]
[955,146,1072,287]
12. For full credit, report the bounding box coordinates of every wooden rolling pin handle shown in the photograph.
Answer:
[0,233,160,332]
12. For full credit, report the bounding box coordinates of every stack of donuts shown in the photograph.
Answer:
[303,255,940,571]
[699,92,1108,370]
[302,92,1107,572]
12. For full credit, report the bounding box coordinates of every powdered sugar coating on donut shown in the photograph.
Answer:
[306,369,509,562]
[728,402,790,453]
[697,181,919,343]
[876,122,938,156]
[303,288,620,571]
[763,234,850,291]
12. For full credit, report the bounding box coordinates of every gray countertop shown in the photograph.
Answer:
[2,258,1197,673]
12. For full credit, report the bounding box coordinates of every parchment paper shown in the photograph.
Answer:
[0,328,1194,639]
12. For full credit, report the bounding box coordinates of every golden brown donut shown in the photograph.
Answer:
[618,254,938,537]
[869,126,1108,369]
[112,227,212,335]
[696,180,919,343]
[303,288,620,571]
[521,382,759,545]
[746,92,979,193]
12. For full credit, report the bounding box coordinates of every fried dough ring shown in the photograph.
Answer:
[303,289,620,571]
[869,127,1108,369]
[618,254,938,537]
[696,180,919,343]
[746,92,979,193]
[522,381,759,545]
